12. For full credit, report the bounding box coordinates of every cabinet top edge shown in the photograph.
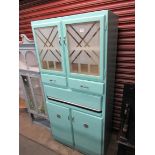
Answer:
[31,10,114,27]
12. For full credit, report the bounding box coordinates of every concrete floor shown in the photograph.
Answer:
[20,135,58,155]
[19,111,118,155]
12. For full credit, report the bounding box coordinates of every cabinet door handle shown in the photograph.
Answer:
[63,36,66,45]
[56,114,61,119]
[83,124,89,128]
[59,37,62,46]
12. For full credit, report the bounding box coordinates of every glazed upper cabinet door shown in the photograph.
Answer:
[32,21,66,75]
[63,15,105,80]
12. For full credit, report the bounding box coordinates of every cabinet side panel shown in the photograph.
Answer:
[104,11,118,155]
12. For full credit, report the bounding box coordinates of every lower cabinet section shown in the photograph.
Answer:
[72,110,102,155]
[47,101,103,155]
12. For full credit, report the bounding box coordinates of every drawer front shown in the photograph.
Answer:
[41,74,66,87]
[44,85,102,112]
[72,110,103,155]
[68,78,104,95]
[46,101,73,146]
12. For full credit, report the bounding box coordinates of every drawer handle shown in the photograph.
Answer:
[83,124,89,128]
[57,114,61,119]
[80,85,89,89]
[49,79,56,83]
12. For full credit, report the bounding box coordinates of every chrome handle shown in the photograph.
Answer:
[63,36,66,45]
[59,37,62,46]
[80,85,89,89]
[49,79,56,83]
[57,114,61,119]
[83,124,89,128]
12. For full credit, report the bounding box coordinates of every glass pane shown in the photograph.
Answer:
[66,21,100,76]
[22,76,35,110]
[30,77,45,114]
[19,51,27,70]
[25,51,38,68]
[34,26,62,71]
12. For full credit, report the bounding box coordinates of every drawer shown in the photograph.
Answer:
[68,78,104,95]
[72,110,103,155]
[44,85,103,112]
[41,74,67,87]
[46,102,73,146]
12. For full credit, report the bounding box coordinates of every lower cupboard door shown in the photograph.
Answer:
[46,102,73,146]
[72,110,103,155]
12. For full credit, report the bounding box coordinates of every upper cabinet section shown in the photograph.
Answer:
[31,10,110,80]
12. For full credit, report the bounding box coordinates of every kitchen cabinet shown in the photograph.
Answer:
[31,10,118,155]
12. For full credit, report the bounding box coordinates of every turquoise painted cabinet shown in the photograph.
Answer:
[31,10,118,155]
